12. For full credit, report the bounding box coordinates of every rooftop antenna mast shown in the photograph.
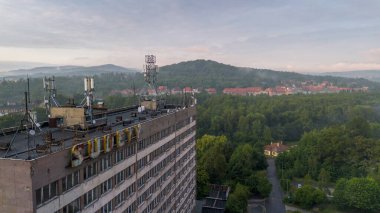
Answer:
[81,77,95,123]
[5,77,42,158]
[43,76,60,116]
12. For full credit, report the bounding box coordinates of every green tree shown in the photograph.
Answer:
[318,168,330,189]
[228,144,257,181]
[256,172,272,198]
[246,171,272,198]
[196,165,210,199]
[294,185,325,209]
[346,116,370,138]
[334,177,380,212]
[226,183,250,213]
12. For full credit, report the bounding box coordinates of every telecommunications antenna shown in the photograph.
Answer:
[143,55,159,95]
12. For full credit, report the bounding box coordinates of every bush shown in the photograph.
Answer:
[226,183,250,213]
[294,185,326,209]
[333,177,380,212]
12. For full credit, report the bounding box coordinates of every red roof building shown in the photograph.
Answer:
[171,87,181,94]
[223,87,264,96]
[264,142,289,157]
[205,88,217,95]
[183,87,192,93]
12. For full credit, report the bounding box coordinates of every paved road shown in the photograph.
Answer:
[265,158,286,213]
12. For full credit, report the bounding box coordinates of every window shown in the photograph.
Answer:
[84,162,97,180]
[126,183,136,197]
[126,143,135,158]
[115,191,126,207]
[123,201,136,213]
[62,198,80,213]
[84,188,98,207]
[102,200,112,213]
[115,149,125,163]
[100,155,112,172]
[100,178,112,196]
[115,170,126,185]
[137,156,147,171]
[36,181,58,205]
[62,170,80,192]
[126,164,134,178]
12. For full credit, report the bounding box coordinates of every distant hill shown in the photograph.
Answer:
[157,60,380,90]
[0,60,379,104]
[318,70,380,82]
[0,64,138,78]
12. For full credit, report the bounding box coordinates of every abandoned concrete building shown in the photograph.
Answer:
[0,101,196,212]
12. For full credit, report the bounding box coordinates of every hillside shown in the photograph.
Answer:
[0,60,379,104]
[0,64,138,78]
[319,70,380,82]
[158,60,380,90]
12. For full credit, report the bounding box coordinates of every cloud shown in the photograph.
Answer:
[366,48,380,62]
[183,46,210,54]
[0,0,379,72]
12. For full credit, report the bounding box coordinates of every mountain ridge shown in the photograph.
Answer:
[157,59,379,89]
[0,64,138,77]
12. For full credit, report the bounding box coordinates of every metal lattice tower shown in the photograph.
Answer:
[43,76,60,116]
[143,55,159,94]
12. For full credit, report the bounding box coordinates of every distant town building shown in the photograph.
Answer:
[171,87,182,95]
[0,105,24,114]
[205,88,217,95]
[110,89,134,96]
[157,86,168,94]
[183,87,192,94]
[192,88,200,94]
[264,141,289,157]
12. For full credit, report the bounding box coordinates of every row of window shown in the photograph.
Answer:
[138,151,176,188]
[58,141,194,212]
[137,116,193,152]
[62,198,80,213]
[138,125,173,151]
[136,127,194,173]
[147,159,195,213]
[178,180,196,211]
[176,170,196,207]
[156,160,195,213]
[139,151,196,212]
[136,135,195,191]
[36,181,58,206]
[97,149,195,213]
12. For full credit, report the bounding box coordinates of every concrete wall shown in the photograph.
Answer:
[50,107,86,128]
[0,158,33,213]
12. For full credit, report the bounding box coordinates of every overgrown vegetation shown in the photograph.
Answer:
[196,93,380,212]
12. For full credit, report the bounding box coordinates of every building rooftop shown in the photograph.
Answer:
[202,184,230,213]
[264,141,289,153]
[0,104,182,160]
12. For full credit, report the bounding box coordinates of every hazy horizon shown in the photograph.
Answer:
[1,59,380,75]
[0,0,379,73]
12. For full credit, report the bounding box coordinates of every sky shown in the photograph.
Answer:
[0,0,379,73]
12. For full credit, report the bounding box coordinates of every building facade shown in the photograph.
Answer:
[0,106,196,213]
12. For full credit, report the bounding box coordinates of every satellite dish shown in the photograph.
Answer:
[29,130,36,136]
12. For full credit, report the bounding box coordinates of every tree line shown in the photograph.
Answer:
[196,92,380,212]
